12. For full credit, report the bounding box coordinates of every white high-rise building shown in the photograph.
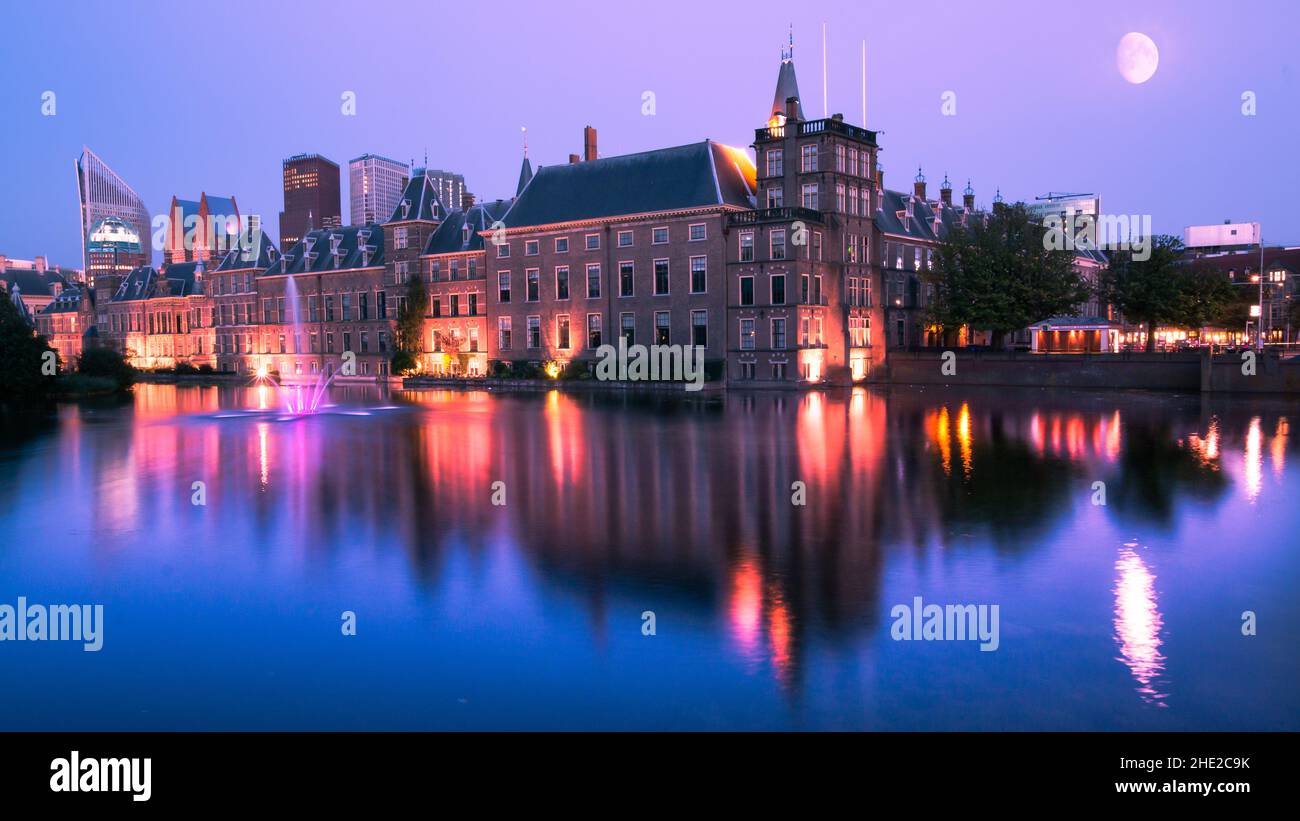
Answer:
[348,153,408,226]
[75,147,152,268]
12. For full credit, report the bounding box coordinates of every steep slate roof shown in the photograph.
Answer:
[386,169,446,223]
[502,141,756,229]
[266,225,385,276]
[875,188,985,242]
[113,263,207,301]
[0,269,69,297]
[39,286,85,314]
[516,156,533,197]
[771,58,804,120]
[424,199,513,256]
[214,230,281,271]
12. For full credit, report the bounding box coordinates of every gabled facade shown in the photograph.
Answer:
[210,232,281,373]
[99,262,214,368]
[489,137,754,375]
[420,198,511,376]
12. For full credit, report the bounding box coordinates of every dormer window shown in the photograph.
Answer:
[400,199,412,220]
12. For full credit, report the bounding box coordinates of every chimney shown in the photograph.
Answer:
[0,255,7,273]
[786,96,800,122]
[940,175,953,207]
[875,166,884,194]
[569,154,580,164]
[35,255,47,274]
[963,180,975,211]
[583,125,598,162]
[913,167,926,201]
[462,192,476,211]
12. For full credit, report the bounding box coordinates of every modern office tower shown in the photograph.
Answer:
[75,146,152,269]
[280,153,342,251]
[348,153,408,226]
[424,169,467,216]
[86,216,147,292]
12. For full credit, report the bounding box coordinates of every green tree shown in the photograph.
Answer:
[0,290,58,404]
[923,202,1086,348]
[1172,261,1238,332]
[1097,235,1185,352]
[391,273,428,375]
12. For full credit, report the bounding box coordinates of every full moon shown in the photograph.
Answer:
[1117,32,1159,84]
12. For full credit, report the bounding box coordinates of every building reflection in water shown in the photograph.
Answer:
[1112,546,1168,706]
[30,383,1283,700]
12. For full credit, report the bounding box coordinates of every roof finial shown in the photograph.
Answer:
[941,174,952,190]
[964,179,974,196]
[915,166,925,183]
[522,126,528,158]
[782,24,794,61]
[994,187,1004,204]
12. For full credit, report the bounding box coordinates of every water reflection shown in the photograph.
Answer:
[1113,546,1168,706]
[2,384,1296,729]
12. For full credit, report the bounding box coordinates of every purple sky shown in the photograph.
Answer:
[3,0,1297,268]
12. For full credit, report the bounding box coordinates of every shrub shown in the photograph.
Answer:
[76,347,135,391]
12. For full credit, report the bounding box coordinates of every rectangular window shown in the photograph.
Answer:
[740,318,755,350]
[688,223,706,241]
[772,317,787,350]
[654,259,670,295]
[617,230,633,247]
[740,276,754,306]
[469,292,478,316]
[555,237,569,254]
[801,274,810,303]
[652,227,669,245]
[800,317,810,346]
[497,242,511,258]
[359,292,368,320]
[691,310,707,348]
[308,295,319,322]
[690,256,707,293]
[339,294,350,322]
[498,317,512,350]
[620,312,635,346]
[739,231,755,262]
[588,313,602,348]
[497,272,511,303]
[837,183,846,212]
[770,229,786,260]
[451,294,460,316]
[814,275,823,305]
[654,311,670,345]
[525,240,539,256]
[619,261,634,297]
[557,315,571,350]
[526,269,539,301]
[766,187,783,208]
[802,183,818,210]
[432,297,441,318]
[527,316,541,349]
[800,143,817,172]
[555,266,570,300]
[585,233,600,251]
[586,263,601,299]
[771,274,786,305]
[766,148,783,177]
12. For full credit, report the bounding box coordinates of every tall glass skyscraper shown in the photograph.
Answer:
[348,153,408,225]
[75,147,152,269]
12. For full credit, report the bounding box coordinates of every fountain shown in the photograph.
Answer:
[250,274,338,416]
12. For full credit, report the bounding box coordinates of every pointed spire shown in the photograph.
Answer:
[516,132,534,198]
[994,187,1004,204]
[770,28,804,122]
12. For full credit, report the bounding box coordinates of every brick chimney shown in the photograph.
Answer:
[962,180,975,211]
[569,154,580,164]
[940,175,953,207]
[785,96,800,122]
[583,126,598,162]
[35,255,47,274]
[462,192,476,211]
[913,168,926,201]
[0,255,7,273]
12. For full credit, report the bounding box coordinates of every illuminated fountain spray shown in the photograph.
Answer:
[252,274,337,415]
